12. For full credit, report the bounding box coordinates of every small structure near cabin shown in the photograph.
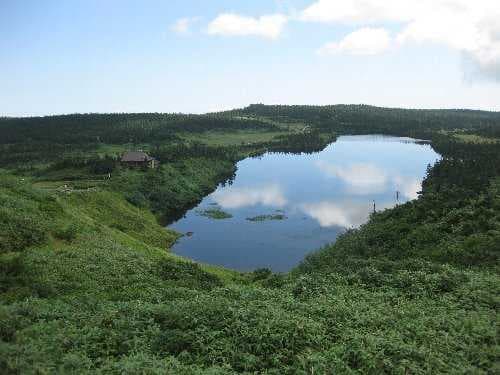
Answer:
[121,151,158,169]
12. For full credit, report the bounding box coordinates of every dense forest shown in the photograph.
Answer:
[234,104,500,135]
[0,113,277,169]
[0,113,279,144]
[0,105,499,373]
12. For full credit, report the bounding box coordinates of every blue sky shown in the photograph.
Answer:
[1,0,499,116]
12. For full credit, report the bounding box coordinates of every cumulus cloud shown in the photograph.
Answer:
[212,184,287,209]
[171,17,199,35]
[207,13,288,39]
[318,27,391,55]
[302,0,500,79]
[396,1,500,80]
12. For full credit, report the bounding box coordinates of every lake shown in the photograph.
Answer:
[169,135,441,272]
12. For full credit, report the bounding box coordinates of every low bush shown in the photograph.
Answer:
[157,260,222,290]
[54,223,79,242]
[0,189,49,253]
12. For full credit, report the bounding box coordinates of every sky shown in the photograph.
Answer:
[1,0,500,116]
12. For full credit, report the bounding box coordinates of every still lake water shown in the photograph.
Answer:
[169,135,441,272]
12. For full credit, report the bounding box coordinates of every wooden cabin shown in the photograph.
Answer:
[121,151,158,169]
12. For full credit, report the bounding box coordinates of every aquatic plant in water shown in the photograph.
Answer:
[246,214,287,222]
[196,208,233,220]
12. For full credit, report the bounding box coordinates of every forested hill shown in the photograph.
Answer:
[230,104,500,137]
[2,104,500,145]
[0,113,279,144]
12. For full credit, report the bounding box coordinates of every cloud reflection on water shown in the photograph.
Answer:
[393,176,421,200]
[212,183,287,209]
[316,160,423,199]
[301,201,368,228]
[316,161,388,194]
[301,200,395,228]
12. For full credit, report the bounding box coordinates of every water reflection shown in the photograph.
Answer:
[213,183,287,209]
[393,176,421,200]
[169,135,441,272]
[316,161,388,194]
[316,160,424,200]
[301,200,395,228]
[301,201,369,228]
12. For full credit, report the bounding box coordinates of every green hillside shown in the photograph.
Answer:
[1,105,499,373]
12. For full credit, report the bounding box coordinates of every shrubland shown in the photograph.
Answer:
[0,105,499,373]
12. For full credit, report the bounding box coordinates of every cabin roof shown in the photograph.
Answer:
[121,151,155,162]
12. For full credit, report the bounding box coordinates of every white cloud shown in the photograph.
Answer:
[301,0,414,24]
[302,0,500,79]
[207,13,288,39]
[318,27,391,56]
[212,184,287,209]
[395,1,500,80]
[171,17,199,35]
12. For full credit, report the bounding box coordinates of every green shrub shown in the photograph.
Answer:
[261,274,286,288]
[0,253,30,300]
[157,260,222,290]
[54,223,79,242]
[0,207,47,253]
[356,266,385,286]
[250,268,272,281]
[125,191,148,208]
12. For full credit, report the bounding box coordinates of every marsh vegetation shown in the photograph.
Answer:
[246,214,287,222]
[196,208,233,220]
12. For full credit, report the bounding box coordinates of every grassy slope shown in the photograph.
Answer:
[109,157,237,223]
[179,130,291,147]
[1,175,497,373]
[1,127,499,373]
[453,134,500,144]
